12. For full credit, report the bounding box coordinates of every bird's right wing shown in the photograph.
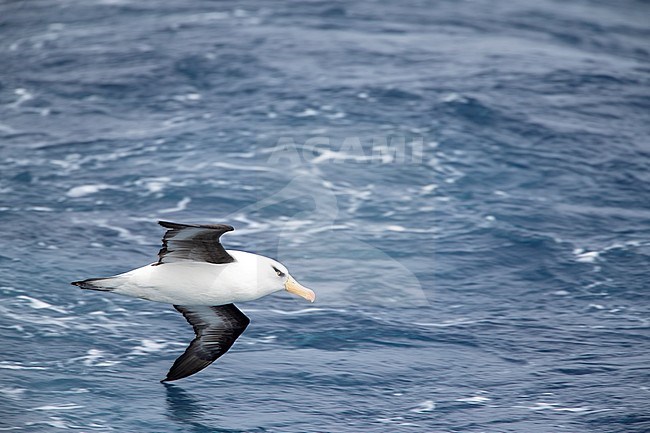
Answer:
[163,304,250,382]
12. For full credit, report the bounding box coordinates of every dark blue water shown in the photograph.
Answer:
[1,1,649,431]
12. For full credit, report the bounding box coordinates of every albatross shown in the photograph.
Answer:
[72,221,315,382]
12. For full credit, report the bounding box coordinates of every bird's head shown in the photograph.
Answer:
[226,251,315,302]
[261,258,315,303]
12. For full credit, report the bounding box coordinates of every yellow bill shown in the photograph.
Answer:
[285,276,315,302]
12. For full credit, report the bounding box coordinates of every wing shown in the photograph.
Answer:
[156,221,235,265]
[163,304,250,382]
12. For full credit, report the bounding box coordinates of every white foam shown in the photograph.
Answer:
[572,240,646,265]
[411,400,436,413]
[602,240,644,252]
[95,222,150,245]
[158,197,191,214]
[10,88,33,108]
[26,206,54,212]
[414,318,482,327]
[295,108,318,117]
[574,250,599,263]
[515,402,593,413]
[245,335,277,346]
[2,308,76,330]
[0,362,46,370]
[79,349,103,366]
[554,407,592,412]
[376,416,404,424]
[457,396,490,403]
[130,339,168,356]
[515,402,557,411]
[442,92,466,103]
[420,184,437,194]
[0,387,26,399]
[213,161,275,172]
[64,388,90,394]
[25,419,70,429]
[16,296,67,314]
[135,176,171,194]
[33,404,84,411]
[66,184,112,198]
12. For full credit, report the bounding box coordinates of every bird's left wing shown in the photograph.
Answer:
[156,221,235,265]
[163,304,250,382]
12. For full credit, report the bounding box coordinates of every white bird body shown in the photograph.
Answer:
[102,251,286,305]
[73,221,315,382]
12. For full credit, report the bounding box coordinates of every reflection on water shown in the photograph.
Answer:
[164,384,244,433]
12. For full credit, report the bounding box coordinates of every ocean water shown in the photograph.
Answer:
[1,0,649,431]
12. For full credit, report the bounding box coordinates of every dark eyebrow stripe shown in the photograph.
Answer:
[272,266,284,275]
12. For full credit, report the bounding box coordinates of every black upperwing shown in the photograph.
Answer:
[156,221,235,265]
[163,304,250,382]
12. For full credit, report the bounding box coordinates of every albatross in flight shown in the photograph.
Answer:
[72,221,315,382]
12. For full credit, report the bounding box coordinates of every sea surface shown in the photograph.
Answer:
[1,1,649,432]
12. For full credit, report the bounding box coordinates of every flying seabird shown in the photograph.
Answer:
[72,221,315,382]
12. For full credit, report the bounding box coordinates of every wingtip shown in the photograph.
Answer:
[161,367,182,382]
[218,224,235,233]
[160,373,175,383]
[158,220,179,229]
[161,379,176,386]
[161,374,181,383]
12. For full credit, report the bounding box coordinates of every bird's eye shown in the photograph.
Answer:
[272,266,285,277]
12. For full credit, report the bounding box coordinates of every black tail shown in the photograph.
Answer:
[71,277,114,292]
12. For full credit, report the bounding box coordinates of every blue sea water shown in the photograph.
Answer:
[1,0,649,431]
